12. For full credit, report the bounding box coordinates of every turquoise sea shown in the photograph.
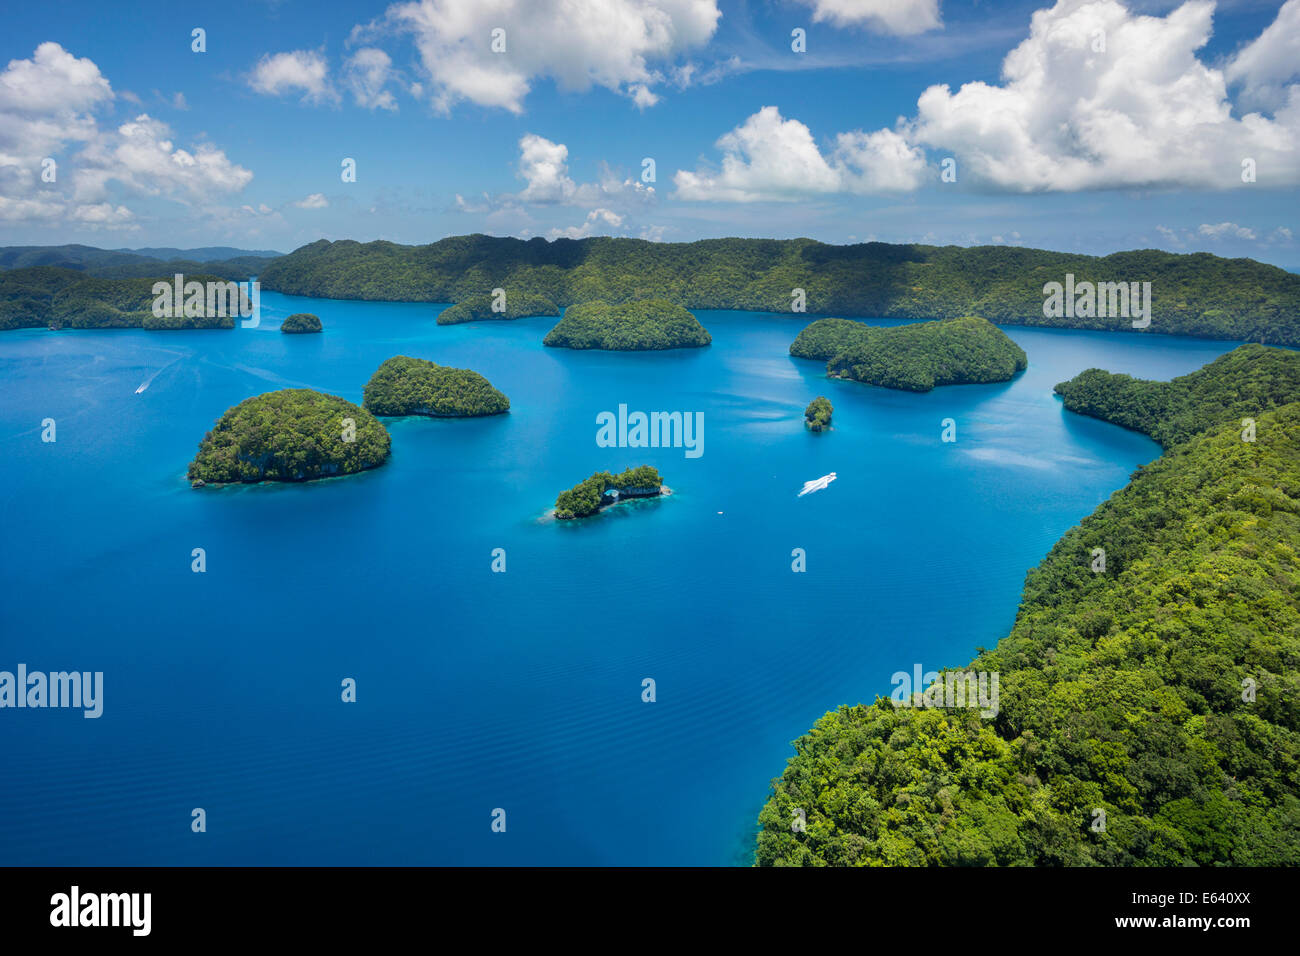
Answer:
[0,294,1235,865]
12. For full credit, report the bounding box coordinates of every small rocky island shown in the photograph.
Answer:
[280,312,322,333]
[437,291,559,325]
[188,388,391,485]
[554,465,665,519]
[543,299,711,351]
[805,396,832,431]
[362,356,510,417]
[791,315,1027,392]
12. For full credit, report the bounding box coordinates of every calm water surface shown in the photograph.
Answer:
[0,295,1235,864]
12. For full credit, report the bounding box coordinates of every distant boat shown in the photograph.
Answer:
[134,356,183,394]
[797,472,837,497]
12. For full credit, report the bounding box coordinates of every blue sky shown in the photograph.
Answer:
[0,0,1296,266]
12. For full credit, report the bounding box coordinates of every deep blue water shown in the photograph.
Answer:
[0,296,1236,865]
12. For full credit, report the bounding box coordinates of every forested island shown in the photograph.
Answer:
[756,344,1300,866]
[254,235,1300,346]
[0,243,269,279]
[554,465,665,519]
[0,267,237,331]
[362,355,510,417]
[791,315,1026,391]
[188,389,391,485]
[437,291,559,325]
[805,397,832,431]
[1054,344,1300,448]
[12,236,1300,344]
[543,299,711,350]
[789,317,877,360]
[280,312,322,333]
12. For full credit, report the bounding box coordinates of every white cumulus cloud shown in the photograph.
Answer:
[1197,221,1256,240]
[70,201,134,224]
[515,133,655,207]
[0,43,252,229]
[1225,0,1300,113]
[909,0,1300,190]
[549,207,625,239]
[0,41,112,116]
[248,50,336,105]
[832,127,930,192]
[791,0,942,35]
[674,106,925,201]
[75,114,253,203]
[0,41,111,171]
[363,0,721,114]
[517,133,579,202]
[0,196,65,222]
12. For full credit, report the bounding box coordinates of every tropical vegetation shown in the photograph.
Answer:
[554,465,664,519]
[0,267,238,330]
[1054,344,1300,448]
[805,396,832,431]
[792,315,1027,391]
[188,389,391,484]
[362,355,510,417]
[436,290,559,325]
[254,235,1300,345]
[756,345,1300,866]
[280,312,322,333]
[543,299,711,350]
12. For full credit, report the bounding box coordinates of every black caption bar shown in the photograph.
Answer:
[0,866,1282,942]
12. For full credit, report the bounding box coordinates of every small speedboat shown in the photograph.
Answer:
[797,472,837,497]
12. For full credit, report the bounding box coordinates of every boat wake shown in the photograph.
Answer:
[797,472,837,497]
[134,355,185,394]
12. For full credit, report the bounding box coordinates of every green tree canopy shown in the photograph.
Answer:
[793,315,1027,391]
[0,268,239,331]
[436,290,559,325]
[543,299,711,350]
[280,312,322,333]
[362,355,510,417]
[188,389,390,484]
[1054,343,1300,448]
[554,465,664,519]
[757,346,1300,866]
[805,396,833,431]
[255,235,1300,346]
